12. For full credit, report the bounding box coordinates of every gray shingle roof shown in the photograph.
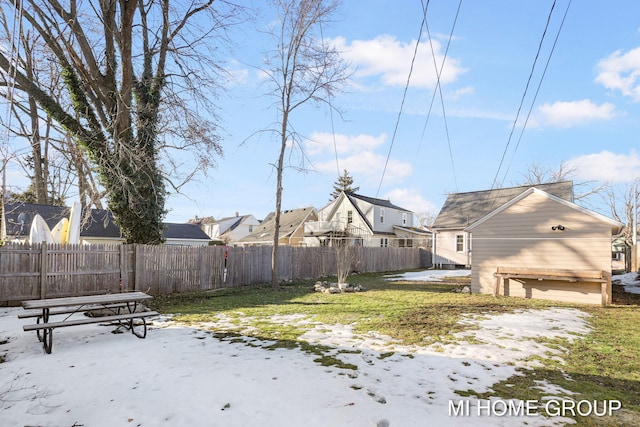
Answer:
[3,202,209,241]
[432,181,574,229]
[347,193,410,212]
[4,202,69,238]
[163,223,211,240]
[238,207,316,243]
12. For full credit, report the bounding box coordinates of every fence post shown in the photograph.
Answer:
[134,244,140,292]
[120,244,128,292]
[39,242,47,299]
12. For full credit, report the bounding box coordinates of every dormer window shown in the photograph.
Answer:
[380,208,385,224]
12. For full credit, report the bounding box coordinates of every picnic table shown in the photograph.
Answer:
[20,292,159,354]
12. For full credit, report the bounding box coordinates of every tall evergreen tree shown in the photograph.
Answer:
[330,169,359,200]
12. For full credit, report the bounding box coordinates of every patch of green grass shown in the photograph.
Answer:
[455,305,640,426]
[149,271,640,425]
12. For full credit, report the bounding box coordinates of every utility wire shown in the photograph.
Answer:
[501,0,572,184]
[415,0,462,164]
[490,0,558,190]
[376,0,429,197]
[319,20,341,178]
[422,0,463,192]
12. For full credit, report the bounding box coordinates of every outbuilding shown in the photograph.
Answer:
[465,188,624,305]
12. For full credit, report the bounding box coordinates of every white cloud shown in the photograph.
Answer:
[383,188,437,214]
[532,99,616,128]
[223,60,250,87]
[304,132,387,156]
[330,35,466,90]
[447,86,475,101]
[315,151,413,185]
[566,150,640,183]
[595,47,640,101]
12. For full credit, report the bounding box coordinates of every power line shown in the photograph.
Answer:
[501,0,572,184]
[415,0,462,162]
[376,0,430,197]
[422,0,463,192]
[318,20,341,179]
[490,0,558,190]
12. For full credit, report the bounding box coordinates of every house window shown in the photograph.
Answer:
[406,239,413,248]
[380,208,385,224]
[347,210,353,224]
[398,238,405,247]
[380,238,388,247]
[402,213,407,226]
[248,225,253,233]
[455,234,465,253]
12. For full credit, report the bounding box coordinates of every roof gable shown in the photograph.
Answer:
[347,192,411,212]
[238,207,317,243]
[432,181,574,229]
[465,188,625,232]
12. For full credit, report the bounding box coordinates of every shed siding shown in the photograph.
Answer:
[471,192,613,305]
[434,230,470,267]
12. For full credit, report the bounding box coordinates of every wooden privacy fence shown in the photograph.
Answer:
[0,243,431,302]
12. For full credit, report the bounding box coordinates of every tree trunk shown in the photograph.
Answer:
[271,110,289,290]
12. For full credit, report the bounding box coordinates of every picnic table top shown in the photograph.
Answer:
[22,292,152,310]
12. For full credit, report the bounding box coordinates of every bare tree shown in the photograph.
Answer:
[519,161,606,206]
[261,0,349,289]
[333,237,356,285]
[0,1,237,243]
[603,180,639,271]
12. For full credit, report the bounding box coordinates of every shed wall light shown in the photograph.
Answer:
[551,225,565,231]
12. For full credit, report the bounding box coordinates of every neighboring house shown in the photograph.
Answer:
[236,207,317,247]
[200,213,261,245]
[304,191,431,247]
[3,202,210,245]
[163,223,212,246]
[465,188,624,305]
[78,209,126,244]
[430,181,574,268]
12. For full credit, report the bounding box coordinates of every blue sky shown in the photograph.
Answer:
[7,1,640,224]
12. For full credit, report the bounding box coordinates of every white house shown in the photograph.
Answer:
[304,192,431,247]
[236,207,317,247]
[201,214,261,245]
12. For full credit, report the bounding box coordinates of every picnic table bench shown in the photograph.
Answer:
[493,267,611,306]
[21,292,159,354]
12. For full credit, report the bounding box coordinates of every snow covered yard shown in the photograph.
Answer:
[0,269,636,426]
[614,271,640,295]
